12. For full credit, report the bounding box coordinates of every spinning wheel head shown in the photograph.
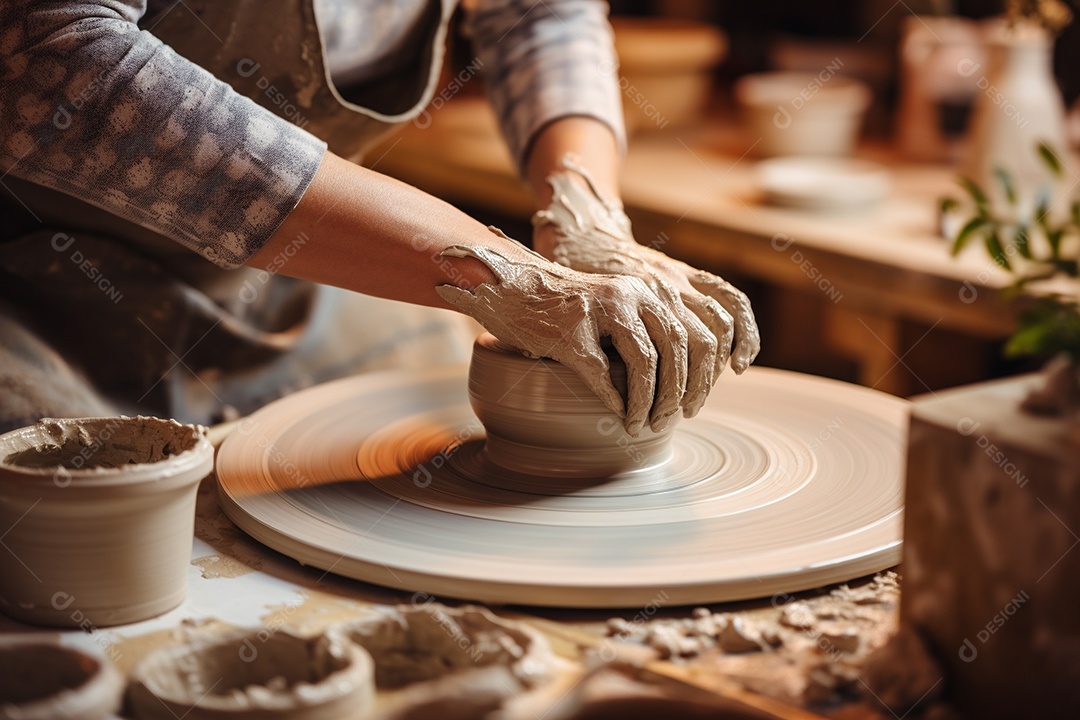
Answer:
[467,333,678,479]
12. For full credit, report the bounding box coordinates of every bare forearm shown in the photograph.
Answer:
[525,116,621,208]
[248,152,529,309]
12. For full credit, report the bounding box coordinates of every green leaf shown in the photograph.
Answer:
[1071,200,1080,230]
[1005,320,1052,358]
[993,166,1017,204]
[1013,226,1033,259]
[939,197,960,215]
[952,217,987,255]
[1037,142,1064,177]
[1034,190,1053,241]
[1005,297,1080,360]
[985,230,1010,269]
[957,176,989,211]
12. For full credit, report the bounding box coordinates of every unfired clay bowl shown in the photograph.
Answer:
[0,641,123,720]
[127,629,374,720]
[0,416,213,627]
[337,602,556,720]
[468,333,678,478]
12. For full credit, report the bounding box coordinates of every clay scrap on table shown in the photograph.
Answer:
[338,602,558,720]
[602,571,901,706]
[127,628,374,720]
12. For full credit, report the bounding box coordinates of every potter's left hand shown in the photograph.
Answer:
[533,155,760,418]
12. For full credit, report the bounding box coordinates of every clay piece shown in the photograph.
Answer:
[127,628,374,720]
[601,571,902,707]
[0,641,123,720]
[469,333,678,478]
[901,374,1080,719]
[337,602,556,719]
[215,362,906,607]
[0,416,213,627]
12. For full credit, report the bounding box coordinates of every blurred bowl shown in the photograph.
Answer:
[755,157,891,211]
[734,71,871,157]
[611,18,727,133]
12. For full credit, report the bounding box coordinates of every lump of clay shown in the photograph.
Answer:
[859,624,944,716]
[0,642,122,720]
[3,416,203,469]
[127,629,373,720]
[337,602,557,719]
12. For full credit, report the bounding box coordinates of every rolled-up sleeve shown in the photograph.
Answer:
[0,1,326,269]
[463,0,626,174]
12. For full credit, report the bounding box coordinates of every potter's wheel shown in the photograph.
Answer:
[216,366,906,607]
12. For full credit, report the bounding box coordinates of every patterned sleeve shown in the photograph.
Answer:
[0,1,326,269]
[463,0,626,175]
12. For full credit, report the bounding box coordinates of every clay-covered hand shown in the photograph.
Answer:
[436,231,688,436]
[533,155,761,418]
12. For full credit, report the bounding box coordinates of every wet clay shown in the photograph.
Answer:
[3,416,202,469]
[436,230,685,435]
[0,642,123,720]
[534,154,761,385]
[128,629,374,720]
[0,416,213,627]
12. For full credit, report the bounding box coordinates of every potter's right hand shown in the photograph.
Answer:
[435,232,688,436]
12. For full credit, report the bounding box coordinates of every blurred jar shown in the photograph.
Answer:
[896,15,985,163]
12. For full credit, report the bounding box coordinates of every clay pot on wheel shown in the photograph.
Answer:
[468,333,678,479]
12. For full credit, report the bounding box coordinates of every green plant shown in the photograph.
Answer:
[943,141,1080,361]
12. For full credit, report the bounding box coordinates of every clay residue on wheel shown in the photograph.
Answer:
[3,416,202,470]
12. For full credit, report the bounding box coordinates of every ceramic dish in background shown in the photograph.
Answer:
[611,18,727,133]
[735,72,871,157]
[755,157,891,211]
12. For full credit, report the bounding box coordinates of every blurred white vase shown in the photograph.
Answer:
[964,19,1067,214]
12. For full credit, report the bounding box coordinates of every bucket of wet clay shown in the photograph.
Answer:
[0,416,213,627]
